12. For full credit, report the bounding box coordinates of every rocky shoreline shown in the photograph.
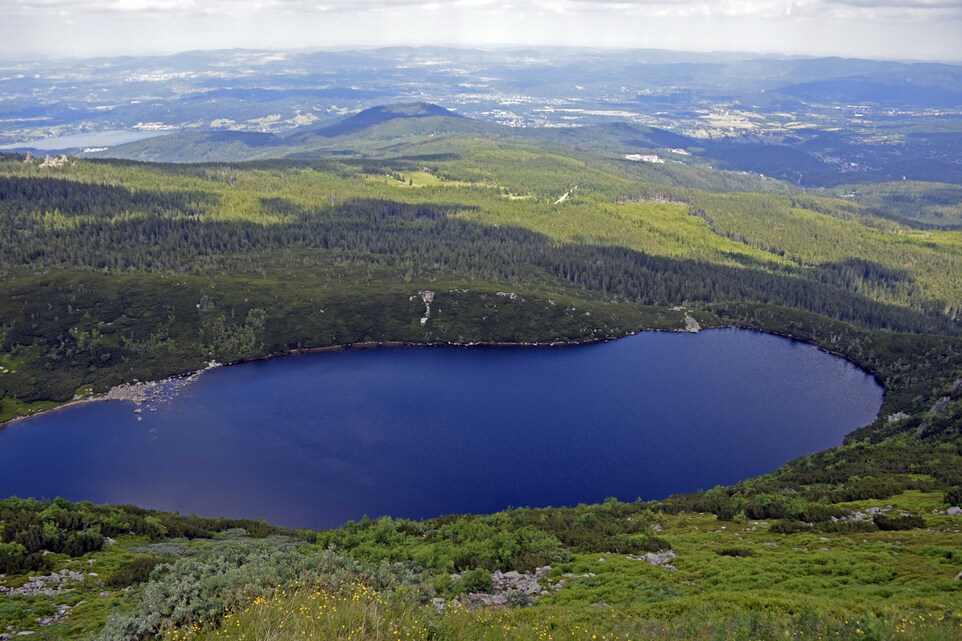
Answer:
[2,361,222,429]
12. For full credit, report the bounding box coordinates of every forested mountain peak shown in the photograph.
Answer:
[290,102,468,140]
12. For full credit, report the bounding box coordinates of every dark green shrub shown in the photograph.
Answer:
[454,568,493,595]
[0,542,49,574]
[0,542,26,574]
[61,529,105,556]
[798,504,847,523]
[818,520,877,533]
[945,487,962,507]
[874,514,925,531]
[108,556,166,587]
[741,494,789,520]
[716,546,754,558]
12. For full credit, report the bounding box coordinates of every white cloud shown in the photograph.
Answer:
[2,0,961,59]
[6,0,962,17]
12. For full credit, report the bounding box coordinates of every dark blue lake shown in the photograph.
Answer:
[0,329,882,529]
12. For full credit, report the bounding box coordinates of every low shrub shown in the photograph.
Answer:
[818,520,877,533]
[873,514,925,531]
[107,555,166,588]
[97,543,425,641]
[453,568,493,595]
[769,520,812,535]
[716,547,754,558]
[944,487,962,507]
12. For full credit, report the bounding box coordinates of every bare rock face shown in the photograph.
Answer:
[683,313,701,333]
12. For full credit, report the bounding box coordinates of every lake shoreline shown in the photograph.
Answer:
[0,325,884,530]
[0,323,885,430]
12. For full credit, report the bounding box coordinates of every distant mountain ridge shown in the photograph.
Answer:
[87,102,491,162]
[79,100,962,188]
[88,102,704,165]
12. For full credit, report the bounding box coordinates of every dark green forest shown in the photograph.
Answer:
[1,150,961,429]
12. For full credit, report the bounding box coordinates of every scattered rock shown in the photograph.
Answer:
[948,506,962,516]
[35,604,72,627]
[0,570,84,597]
[832,505,911,523]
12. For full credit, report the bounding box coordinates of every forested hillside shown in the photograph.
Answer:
[1,140,961,426]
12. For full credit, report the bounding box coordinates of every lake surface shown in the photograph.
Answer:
[0,329,882,529]
[0,129,165,151]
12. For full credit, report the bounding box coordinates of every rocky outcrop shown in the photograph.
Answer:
[835,506,911,522]
[416,290,434,326]
[445,566,553,609]
[628,549,678,571]
[38,154,70,168]
[932,506,961,515]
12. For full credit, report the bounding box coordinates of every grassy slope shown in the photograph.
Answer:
[1,487,959,640]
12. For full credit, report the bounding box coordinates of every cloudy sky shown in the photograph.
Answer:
[2,0,960,61]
